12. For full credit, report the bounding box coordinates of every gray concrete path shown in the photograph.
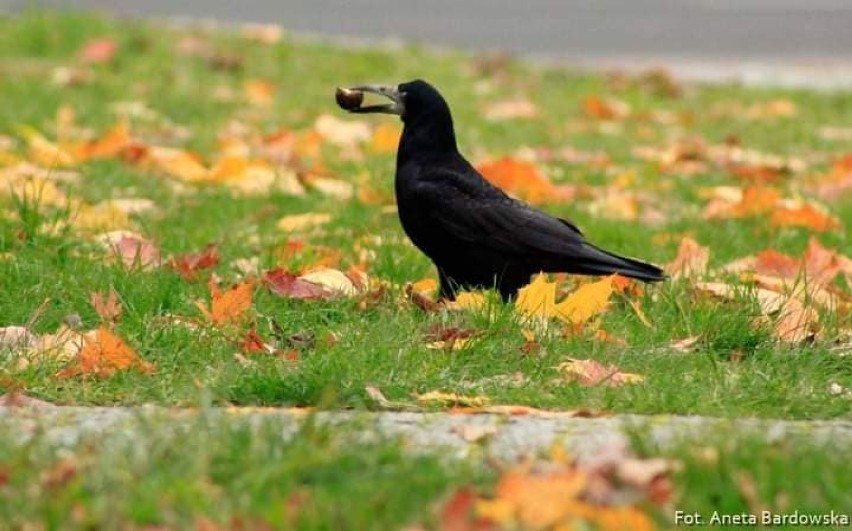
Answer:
[5,0,852,61]
[5,0,852,89]
[3,405,850,460]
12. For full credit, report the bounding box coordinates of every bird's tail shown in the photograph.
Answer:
[554,243,666,282]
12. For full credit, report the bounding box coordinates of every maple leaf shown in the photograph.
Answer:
[57,327,153,378]
[90,289,122,324]
[314,114,370,147]
[145,146,209,182]
[264,268,333,300]
[169,244,220,281]
[515,274,558,323]
[665,237,710,279]
[476,156,573,205]
[76,122,131,160]
[299,268,360,296]
[556,358,644,387]
[196,279,255,327]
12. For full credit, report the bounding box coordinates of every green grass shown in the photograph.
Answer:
[0,415,848,529]
[1,10,850,528]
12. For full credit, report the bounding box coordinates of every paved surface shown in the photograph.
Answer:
[3,406,850,460]
[5,0,852,61]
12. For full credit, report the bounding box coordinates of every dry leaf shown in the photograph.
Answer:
[276,212,332,233]
[556,358,644,387]
[264,268,333,300]
[90,289,121,324]
[196,279,254,327]
[665,237,709,279]
[554,276,619,325]
[483,97,539,121]
[243,79,276,106]
[78,37,118,64]
[57,327,153,378]
[169,244,220,281]
[476,157,573,204]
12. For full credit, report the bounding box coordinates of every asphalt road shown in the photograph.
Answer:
[4,0,852,60]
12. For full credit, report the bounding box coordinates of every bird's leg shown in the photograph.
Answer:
[438,269,458,301]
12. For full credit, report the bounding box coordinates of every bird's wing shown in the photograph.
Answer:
[415,170,586,259]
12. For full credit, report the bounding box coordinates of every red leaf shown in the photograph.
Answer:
[90,289,122,323]
[263,268,332,300]
[169,244,220,281]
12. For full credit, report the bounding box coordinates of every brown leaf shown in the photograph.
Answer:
[57,327,153,378]
[439,487,483,531]
[90,289,121,324]
[665,237,709,279]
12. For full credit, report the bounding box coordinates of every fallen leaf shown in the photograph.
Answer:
[276,212,332,233]
[369,123,401,153]
[314,114,370,147]
[555,358,644,387]
[554,276,618,325]
[57,327,153,378]
[582,96,631,120]
[299,267,359,296]
[483,97,539,121]
[264,268,332,300]
[669,336,700,353]
[97,231,161,270]
[476,156,573,204]
[665,237,709,279]
[244,79,276,106]
[196,279,254,327]
[90,289,121,324]
[78,37,118,64]
[515,274,558,324]
[169,244,220,281]
[770,203,840,232]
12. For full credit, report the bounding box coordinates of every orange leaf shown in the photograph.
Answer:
[197,280,254,327]
[770,204,840,232]
[146,146,209,182]
[77,122,131,160]
[581,96,630,120]
[168,244,220,281]
[515,274,558,322]
[57,327,153,378]
[476,157,573,204]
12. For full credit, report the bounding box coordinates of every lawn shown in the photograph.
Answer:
[0,9,850,529]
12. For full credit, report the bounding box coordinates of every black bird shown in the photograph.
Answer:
[338,80,665,301]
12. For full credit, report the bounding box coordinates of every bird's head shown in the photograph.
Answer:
[336,79,450,125]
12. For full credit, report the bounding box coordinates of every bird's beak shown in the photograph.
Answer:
[348,84,404,115]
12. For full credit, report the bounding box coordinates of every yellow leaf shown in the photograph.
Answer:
[276,212,332,233]
[410,278,438,295]
[446,291,488,311]
[554,276,616,325]
[146,146,209,182]
[299,268,358,296]
[23,128,76,167]
[515,274,558,321]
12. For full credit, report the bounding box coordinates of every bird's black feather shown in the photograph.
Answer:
[351,79,665,300]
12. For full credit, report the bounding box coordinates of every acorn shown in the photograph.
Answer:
[335,87,364,110]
